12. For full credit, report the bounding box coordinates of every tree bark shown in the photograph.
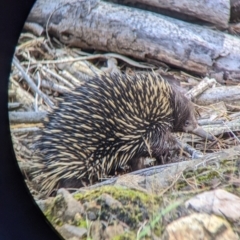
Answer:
[112,0,230,29]
[230,0,240,22]
[27,0,240,76]
[196,86,240,105]
[9,112,47,123]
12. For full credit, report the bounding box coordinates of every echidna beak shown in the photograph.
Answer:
[191,126,215,141]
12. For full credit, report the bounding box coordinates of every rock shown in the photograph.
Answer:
[162,213,238,240]
[103,223,124,240]
[54,188,84,221]
[185,189,240,221]
[90,220,104,240]
[36,197,54,212]
[57,224,87,240]
[98,193,122,209]
[87,211,97,221]
[84,200,101,221]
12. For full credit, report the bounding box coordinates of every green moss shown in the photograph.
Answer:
[43,200,59,225]
[43,159,240,238]
[76,219,87,228]
[44,209,53,223]
[74,186,164,230]
[74,185,160,206]
[112,231,136,240]
[44,209,63,226]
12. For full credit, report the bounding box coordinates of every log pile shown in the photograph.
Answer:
[8,0,240,195]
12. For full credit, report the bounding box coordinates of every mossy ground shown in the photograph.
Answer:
[41,158,240,239]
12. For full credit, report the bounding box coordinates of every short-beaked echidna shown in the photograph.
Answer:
[32,73,212,194]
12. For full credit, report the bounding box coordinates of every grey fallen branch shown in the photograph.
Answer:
[114,0,230,28]
[8,102,22,110]
[27,0,240,75]
[229,112,240,120]
[176,139,203,159]
[59,70,83,87]
[198,120,224,126]
[13,57,54,107]
[9,111,47,123]
[186,77,217,100]
[40,79,71,93]
[10,78,47,111]
[8,90,16,98]
[11,127,41,134]
[23,22,44,36]
[76,146,240,194]
[204,119,240,137]
[196,85,240,105]
[41,66,75,89]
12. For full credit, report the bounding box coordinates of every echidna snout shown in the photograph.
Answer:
[171,90,213,141]
[187,124,214,141]
[179,105,213,141]
[182,117,214,140]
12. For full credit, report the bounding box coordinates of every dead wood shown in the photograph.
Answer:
[8,90,16,98]
[112,0,230,29]
[8,102,22,110]
[40,79,70,94]
[185,77,217,100]
[13,57,54,107]
[9,78,39,111]
[11,127,41,134]
[23,22,44,36]
[230,0,240,22]
[204,119,240,136]
[76,146,240,193]
[9,111,47,123]
[27,0,240,76]
[196,85,240,105]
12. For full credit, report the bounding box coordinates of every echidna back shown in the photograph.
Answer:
[33,73,177,193]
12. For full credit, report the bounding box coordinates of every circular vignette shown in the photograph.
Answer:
[0,0,62,239]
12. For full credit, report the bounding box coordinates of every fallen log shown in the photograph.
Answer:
[112,0,230,29]
[27,0,240,76]
[9,111,47,123]
[196,85,240,105]
[76,146,240,194]
[8,102,22,110]
[230,0,240,22]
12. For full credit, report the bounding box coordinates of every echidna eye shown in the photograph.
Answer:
[184,120,190,127]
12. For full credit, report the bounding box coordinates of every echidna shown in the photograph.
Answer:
[32,73,213,194]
